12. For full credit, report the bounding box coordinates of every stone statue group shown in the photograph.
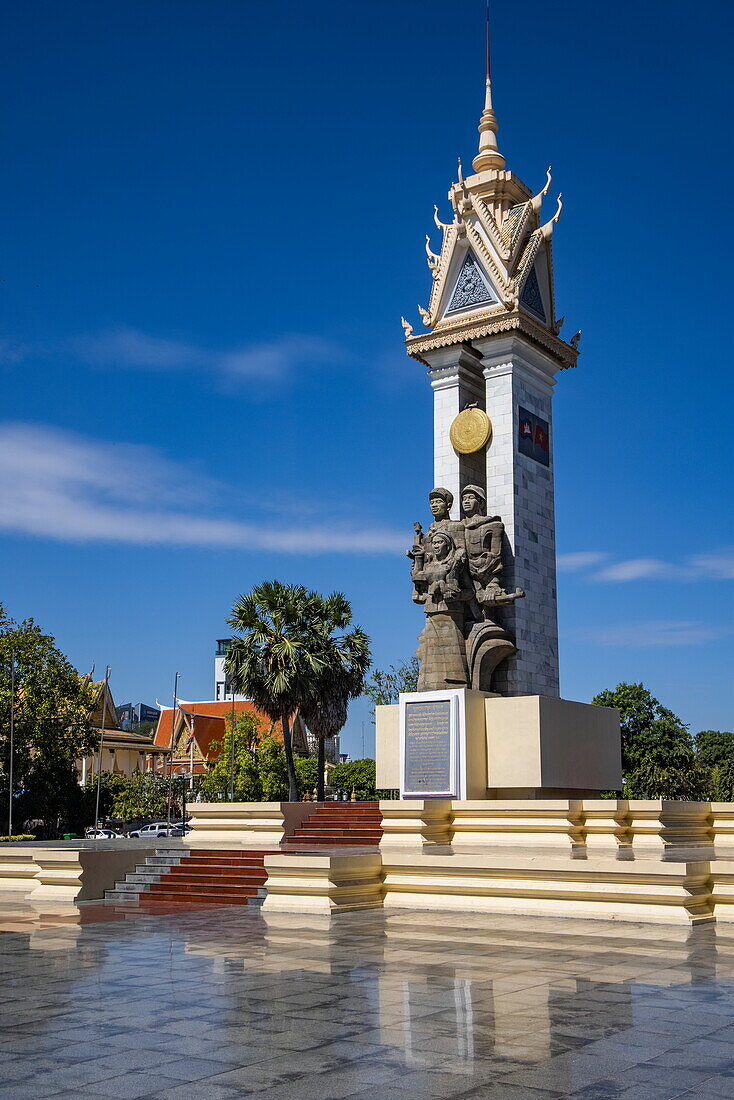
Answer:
[408,486,523,693]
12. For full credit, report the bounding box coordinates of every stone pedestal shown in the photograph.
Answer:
[379,800,453,849]
[375,690,622,799]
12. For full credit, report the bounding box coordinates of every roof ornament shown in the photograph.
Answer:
[401,316,414,337]
[551,315,565,336]
[540,193,563,240]
[457,156,465,188]
[531,166,552,215]
[570,329,582,349]
[425,235,441,272]
[417,304,432,327]
[434,204,453,231]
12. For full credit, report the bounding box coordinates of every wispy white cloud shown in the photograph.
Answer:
[690,549,734,580]
[1,327,346,385]
[592,557,693,582]
[581,621,727,647]
[72,328,345,383]
[557,551,610,572]
[0,423,403,554]
[560,548,734,583]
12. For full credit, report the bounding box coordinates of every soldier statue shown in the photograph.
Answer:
[408,486,524,692]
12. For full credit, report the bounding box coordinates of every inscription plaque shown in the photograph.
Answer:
[403,699,453,795]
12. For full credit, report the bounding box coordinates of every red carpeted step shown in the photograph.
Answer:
[163,871,267,885]
[287,828,382,836]
[148,879,261,897]
[176,868,262,876]
[134,849,269,908]
[172,860,267,872]
[283,801,383,847]
[285,840,379,848]
[145,890,254,905]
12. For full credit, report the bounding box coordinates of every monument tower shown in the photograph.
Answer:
[402,54,579,699]
[375,34,620,802]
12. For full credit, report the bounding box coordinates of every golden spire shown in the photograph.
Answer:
[472,5,505,173]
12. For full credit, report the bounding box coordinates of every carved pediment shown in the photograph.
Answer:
[445,250,499,315]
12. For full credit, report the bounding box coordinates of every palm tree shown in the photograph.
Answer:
[300,596,371,802]
[224,581,369,802]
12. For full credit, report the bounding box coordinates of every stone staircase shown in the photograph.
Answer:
[105,847,187,902]
[105,847,268,907]
[284,801,383,847]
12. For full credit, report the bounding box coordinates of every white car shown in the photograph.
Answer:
[85,829,122,839]
[127,822,177,839]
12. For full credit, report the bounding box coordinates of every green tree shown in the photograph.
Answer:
[225,581,368,801]
[592,682,707,799]
[696,730,734,770]
[112,771,170,821]
[0,604,97,836]
[256,735,288,801]
[300,593,370,801]
[82,771,127,825]
[331,759,376,801]
[294,755,318,798]
[199,713,264,802]
[693,732,734,801]
[363,658,419,714]
[130,719,157,738]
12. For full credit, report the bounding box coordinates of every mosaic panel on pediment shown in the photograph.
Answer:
[446,251,498,314]
[520,264,546,321]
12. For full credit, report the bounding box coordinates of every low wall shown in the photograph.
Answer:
[251,800,734,925]
[379,800,452,848]
[186,802,312,846]
[0,843,156,902]
[381,851,714,924]
[0,846,39,890]
[378,799,718,856]
[262,852,383,914]
[255,847,721,925]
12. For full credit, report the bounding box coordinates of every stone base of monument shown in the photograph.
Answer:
[175,798,734,924]
[375,689,622,799]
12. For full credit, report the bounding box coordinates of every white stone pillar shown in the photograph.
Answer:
[423,344,485,518]
[476,332,560,697]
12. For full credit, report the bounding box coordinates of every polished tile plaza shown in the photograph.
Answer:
[2,898,734,1099]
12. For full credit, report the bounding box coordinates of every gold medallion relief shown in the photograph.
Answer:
[449,408,492,454]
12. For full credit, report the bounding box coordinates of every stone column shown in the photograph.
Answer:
[475,332,560,697]
[422,343,485,518]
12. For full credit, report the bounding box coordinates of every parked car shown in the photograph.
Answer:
[84,828,123,839]
[127,822,179,839]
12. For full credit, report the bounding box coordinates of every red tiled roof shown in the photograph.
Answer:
[153,707,175,748]
[153,700,278,752]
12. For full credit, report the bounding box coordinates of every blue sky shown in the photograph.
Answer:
[1,0,732,755]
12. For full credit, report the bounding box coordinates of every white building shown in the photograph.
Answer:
[213,638,246,702]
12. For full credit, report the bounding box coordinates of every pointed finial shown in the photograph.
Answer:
[425,234,440,271]
[531,167,552,214]
[540,193,563,240]
[472,6,505,173]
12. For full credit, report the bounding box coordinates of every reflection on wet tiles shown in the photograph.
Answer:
[1,897,734,1096]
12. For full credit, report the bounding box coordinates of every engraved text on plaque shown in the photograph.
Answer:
[403,699,453,795]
